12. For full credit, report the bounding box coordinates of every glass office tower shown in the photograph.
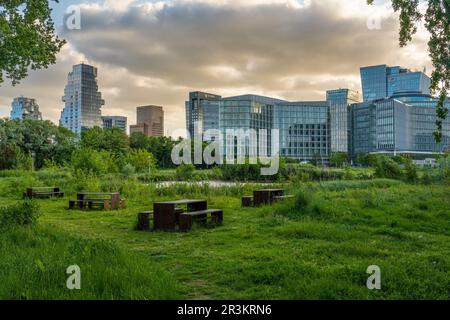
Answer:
[274,101,330,161]
[326,89,361,153]
[349,95,450,157]
[102,116,127,133]
[60,63,105,135]
[10,97,42,120]
[220,95,283,158]
[185,92,222,141]
[360,65,431,102]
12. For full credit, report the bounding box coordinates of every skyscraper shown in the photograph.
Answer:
[326,89,361,153]
[186,92,222,141]
[60,63,105,135]
[102,116,127,133]
[360,65,431,102]
[10,97,42,120]
[130,105,164,137]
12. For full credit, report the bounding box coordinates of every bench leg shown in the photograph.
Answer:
[212,211,223,224]
[137,212,151,231]
[179,215,193,232]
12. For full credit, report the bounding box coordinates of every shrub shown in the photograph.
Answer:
[374,156,403,180]
[71,148,117,175]
[294,189,312,212]
[404,160,418,183]
[175,164,196,180]
[0,201,40,229]
[126,149,156,173]
[122,163,136,177]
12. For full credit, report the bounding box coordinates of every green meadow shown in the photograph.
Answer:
[0,170,449,300]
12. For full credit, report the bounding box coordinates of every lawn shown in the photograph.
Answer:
[0,172,449,300]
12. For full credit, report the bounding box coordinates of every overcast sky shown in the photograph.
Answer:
[0,0,432,136]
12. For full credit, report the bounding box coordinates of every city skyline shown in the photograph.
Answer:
[0,0,434,136]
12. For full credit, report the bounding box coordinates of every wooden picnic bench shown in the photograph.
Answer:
[151,199,223,232]
[179,209,223,232]
[136,208,183,231]
[24,187,64,199]
[69,192,126,211]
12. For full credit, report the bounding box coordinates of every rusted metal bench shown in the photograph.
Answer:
[24,187,64,199]
[179,209,223,232]
[69,192,125,211]
[136,208,184,231]
[242,196,253,207]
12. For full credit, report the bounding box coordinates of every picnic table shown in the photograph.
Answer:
[152,199,222,232]
[69,192,124,210]
[24,187,64,199]
[253,189,285,206]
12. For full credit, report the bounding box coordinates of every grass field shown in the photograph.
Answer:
[0,171,449,300]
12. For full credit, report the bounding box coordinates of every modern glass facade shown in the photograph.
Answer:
[10,97,42,120]
[60,63,104,135]
[185,92,221,141]
[274,102,330,161]
[360,65,431,102]
[349,96,450,157]
[326,89,361,153]
[220,95,280,158]
[102,116,127,133]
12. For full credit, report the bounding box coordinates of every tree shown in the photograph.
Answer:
[81,127,130,158]
[330,152,348,168]
[0,0,65,85]
[0,118,77,169]
[368,0,449,142]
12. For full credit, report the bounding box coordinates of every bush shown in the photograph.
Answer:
[175,164,196,181]
[126,149,156,173]
[71,148,117,175]
[374,156,403,180]
[404,160,418,183]
[294,189,312,212]
[0,201,40,229]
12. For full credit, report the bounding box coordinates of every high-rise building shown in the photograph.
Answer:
[220,95,283,158]
[349,94,450,157]
[275,101,330,161]
[326,89,361,153]
[102,116,127,133]
[360,65,431,102]
[186,92,222,141]
[10,97,42,120]
[130,105,164,137]
[60,63,105,135]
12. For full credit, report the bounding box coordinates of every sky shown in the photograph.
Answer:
[0,0,432,136]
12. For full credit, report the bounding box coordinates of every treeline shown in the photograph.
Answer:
[0,119,180,173]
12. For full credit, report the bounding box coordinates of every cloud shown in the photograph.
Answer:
[0,0,432,135]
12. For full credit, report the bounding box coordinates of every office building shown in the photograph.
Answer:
[326,89,361,153]
[360,65,431,102]
[220,95,283,158]
[102,116,127,133]
[130,105,164,137]
[60,63,105,135]
[349,94,450,157]
[10,97,42,120]
[186,92,221,141]
[275,101,330,161]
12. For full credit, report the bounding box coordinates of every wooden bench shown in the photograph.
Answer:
[69,192,126,211]
[274,195,295,202]
[24,187,64,199]
[179,209,223,232]
[137,208,184,231]
[242,196,253,207]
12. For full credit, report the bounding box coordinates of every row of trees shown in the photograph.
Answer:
[0,119,180,172]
